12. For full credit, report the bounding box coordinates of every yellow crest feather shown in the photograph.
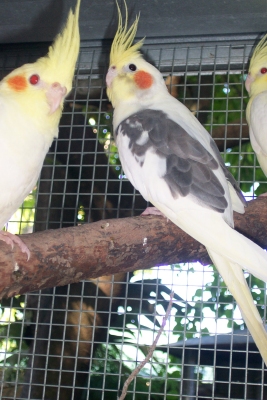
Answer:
[39,0,81,94]
[110,0,144,66]
[249,33,267,71]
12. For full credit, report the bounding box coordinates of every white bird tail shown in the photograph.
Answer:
[208,249,267,366]
[164,204,267,283]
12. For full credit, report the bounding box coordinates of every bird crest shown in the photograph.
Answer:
[249,33,267,70]
[39,0,81,94]
[109,0,144,67]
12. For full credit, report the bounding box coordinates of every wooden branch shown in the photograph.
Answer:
[0,198,267,299]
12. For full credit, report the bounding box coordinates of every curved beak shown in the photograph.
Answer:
[245,72,254,94]
[106,66,118,88]
[46,82,67,114]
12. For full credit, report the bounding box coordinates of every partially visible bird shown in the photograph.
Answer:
[246,33,267,176]
[0,0,81,259]
[106,3,267,365]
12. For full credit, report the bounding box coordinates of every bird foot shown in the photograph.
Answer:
[141,207,166,218]
[0,231,30,260]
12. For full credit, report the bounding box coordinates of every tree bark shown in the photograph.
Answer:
[0,197,266,299]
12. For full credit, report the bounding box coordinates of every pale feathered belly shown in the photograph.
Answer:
[0,134,50,227]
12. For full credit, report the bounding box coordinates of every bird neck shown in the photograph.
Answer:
[1,93,60,145]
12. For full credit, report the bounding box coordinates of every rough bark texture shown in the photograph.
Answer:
[0,197,266,299]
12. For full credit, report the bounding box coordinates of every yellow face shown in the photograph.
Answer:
[0,62,66,127]
[246,34,267,97]
[246,63,267,97]
[106,56,158,107]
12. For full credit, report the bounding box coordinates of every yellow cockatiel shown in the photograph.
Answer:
[106,2,267,365]
[0,0,81,259]
[246,33,267,175]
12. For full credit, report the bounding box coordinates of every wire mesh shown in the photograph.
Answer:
[0,39,266,400]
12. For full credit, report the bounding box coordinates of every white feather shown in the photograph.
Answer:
[0,96,55,228]
[208,249,267,366]
[247,91,267,175]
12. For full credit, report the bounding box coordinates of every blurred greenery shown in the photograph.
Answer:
[1,70,266,398]
[86,344,186,400]
[84,105,119,169]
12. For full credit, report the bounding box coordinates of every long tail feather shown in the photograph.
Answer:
[208,249,267,366]
[154,195,267,365]
[163,204,267,283]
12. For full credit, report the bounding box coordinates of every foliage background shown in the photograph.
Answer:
[1,71,266,399]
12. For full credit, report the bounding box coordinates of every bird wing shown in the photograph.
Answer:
[116,108,245,222]
[209,138,247,213]
[116,108,267,282]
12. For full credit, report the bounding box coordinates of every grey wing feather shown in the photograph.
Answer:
[209,140,247,209]
[117,109,240,213]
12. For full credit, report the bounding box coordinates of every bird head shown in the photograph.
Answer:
[106,1,167,109]
[246,33,267,97]
[0,0,80,134]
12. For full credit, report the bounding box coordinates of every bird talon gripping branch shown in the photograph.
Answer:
[0,231,30,260]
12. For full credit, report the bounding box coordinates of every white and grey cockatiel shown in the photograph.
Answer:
[106,4,267,365]
[0,0,81,259]
[246,33,267,176]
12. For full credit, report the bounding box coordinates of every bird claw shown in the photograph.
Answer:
[141,207,167,220]
[0,231,30,261]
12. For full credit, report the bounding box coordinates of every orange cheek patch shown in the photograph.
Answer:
[134,70,153,89]
[7,75,27,91]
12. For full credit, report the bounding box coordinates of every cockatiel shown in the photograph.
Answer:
[106,4,267,365]
[0,0,81,259]
[246,33,267,176]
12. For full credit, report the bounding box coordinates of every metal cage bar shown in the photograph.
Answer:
[0,39,266,400]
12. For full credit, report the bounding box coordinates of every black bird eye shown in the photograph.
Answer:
[129,64,137,71]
